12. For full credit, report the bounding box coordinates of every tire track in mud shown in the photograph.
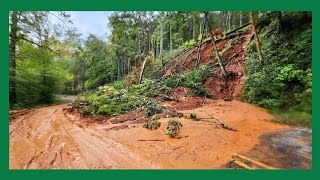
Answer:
[9,101,312,169]
[10,104,154,169]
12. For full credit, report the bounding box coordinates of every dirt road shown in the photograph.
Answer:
[9,100,312,169]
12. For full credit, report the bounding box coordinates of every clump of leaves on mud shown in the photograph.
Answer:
[74,79,168,117]
[165,65,213,97]
[166,117,183,138]
[143,115,161,129]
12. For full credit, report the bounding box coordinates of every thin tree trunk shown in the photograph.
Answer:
[138,57,147,84]
[276,11,284,33]
[155,40,158,58]
[240,11,243,26]
[196,17,205,65]
[170,24,172,51]
[228,11,232,30]
[192,18,195,39]
[205,12,227,77]
[117,59,121,79]
[9,12,18,106]
[160,21,164,71]
[249,11,264,65]
[127,57,131,73]
[148,34,151,52]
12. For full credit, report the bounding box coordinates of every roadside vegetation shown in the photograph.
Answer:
[242,12,312,127]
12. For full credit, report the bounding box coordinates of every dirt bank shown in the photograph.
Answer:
[9,100,311,169]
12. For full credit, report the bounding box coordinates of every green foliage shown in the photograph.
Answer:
[129,79,170,98]
[166,118,183,138]
[113,80,127,90]
[242,15,312,127]
[84,35,116,89]
[76,80,165,117]
[140,98,164,117]
[143,115,161,129]
[165,65,213,97]
[14,41,72,108]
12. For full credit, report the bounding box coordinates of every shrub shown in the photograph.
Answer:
[165,65,212,97]
[113,80,127,90]
[129,79,170,98]
[143,115,161,129]
[166,118,183,138]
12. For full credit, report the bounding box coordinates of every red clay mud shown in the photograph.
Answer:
[9,100,309,169]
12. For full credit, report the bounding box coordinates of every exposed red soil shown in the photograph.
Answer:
[164,32,253,100]
[161,86,206,111]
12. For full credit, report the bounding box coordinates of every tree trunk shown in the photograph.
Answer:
[155,40,158,58]
[117,59,121,79]
[192,18,195,39]
[9,12,18,106]
[196,17,205,65]
[228,11,232,30]
[160,21,164,72]
[240,11,243,26]
[276,11,284,33]
[138,57,147,84]
[127,57,131,73]
[249,11,264,65]
[205,12,227,77]
[170,24,172,51]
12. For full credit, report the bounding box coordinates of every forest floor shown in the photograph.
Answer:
[9,99,312,169]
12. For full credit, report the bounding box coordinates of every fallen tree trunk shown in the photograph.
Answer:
[182,112,237,131]
[225,23,251,36]
[232,154,276,169]
[204,11,227,78]
[249,12,264,65]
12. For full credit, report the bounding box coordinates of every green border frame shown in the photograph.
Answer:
[1,0,318,179]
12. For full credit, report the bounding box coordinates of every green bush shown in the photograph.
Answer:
[113,80,127,90]
[143,115,161,129]
[165,65,212,97]
[129,79,170,98]
[166,118,183,138]
[76,79,166,118]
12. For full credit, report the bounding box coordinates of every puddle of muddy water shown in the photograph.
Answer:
[239,128,312,169]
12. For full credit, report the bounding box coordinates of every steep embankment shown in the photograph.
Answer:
[165,31,253,99]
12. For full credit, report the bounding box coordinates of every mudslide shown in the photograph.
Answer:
[9,100,312,169]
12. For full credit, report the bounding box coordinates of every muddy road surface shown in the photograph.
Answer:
[9,100,312,169]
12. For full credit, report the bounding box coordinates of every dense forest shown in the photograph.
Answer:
[9,11,312,127]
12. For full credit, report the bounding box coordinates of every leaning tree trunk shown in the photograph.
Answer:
[249,11,264,65]
[9,11,18,106]
[205,12,227,77]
